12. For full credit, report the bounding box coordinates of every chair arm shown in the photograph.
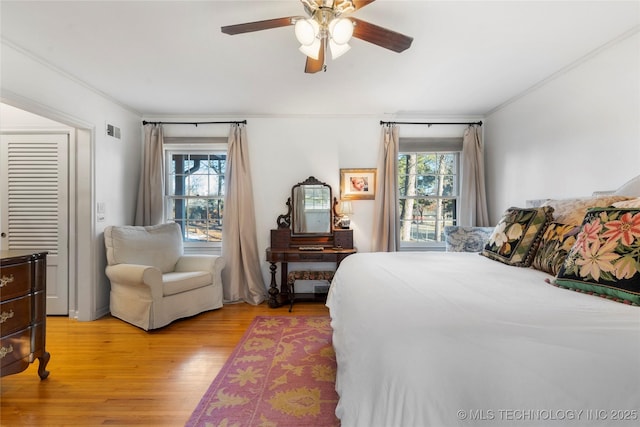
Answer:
[175,255,225,284]
[105,264,163,299]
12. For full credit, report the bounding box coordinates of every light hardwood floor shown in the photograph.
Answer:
[0,302,330,426]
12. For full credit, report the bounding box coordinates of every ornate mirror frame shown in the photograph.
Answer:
[276,176,340,237]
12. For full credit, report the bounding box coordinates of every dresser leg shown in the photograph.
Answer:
[268,262,281,308]
[37,351,51,380]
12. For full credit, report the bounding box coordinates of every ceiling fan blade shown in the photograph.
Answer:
[352,0,377,11]
[221,17,299,35]
[350,17,413,53]
[305,39,326,73]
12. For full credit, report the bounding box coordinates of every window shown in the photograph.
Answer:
[398,138,461,249]
[165,148,226,246]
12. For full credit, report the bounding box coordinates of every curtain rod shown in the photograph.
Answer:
[380,120,482,127]
[142,120,247,126]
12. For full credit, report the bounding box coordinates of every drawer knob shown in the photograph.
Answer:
[0,345,14,359]
[0,274,15,288]
[0,309,14,324]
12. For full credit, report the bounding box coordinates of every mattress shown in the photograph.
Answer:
[326,251,640,426]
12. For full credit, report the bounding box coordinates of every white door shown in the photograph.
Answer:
[0,133,69,315]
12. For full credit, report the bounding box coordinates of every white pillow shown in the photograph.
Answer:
[614,175,640,197]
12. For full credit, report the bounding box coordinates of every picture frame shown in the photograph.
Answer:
[340,168,376,200]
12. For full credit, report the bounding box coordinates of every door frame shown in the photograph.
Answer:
[1,93,95,321]
[1,131,71,315]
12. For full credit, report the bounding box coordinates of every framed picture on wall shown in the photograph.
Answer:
[340,168,376,200]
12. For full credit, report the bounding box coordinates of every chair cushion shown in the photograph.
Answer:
[162,271,213,296]
[105,223,183,273]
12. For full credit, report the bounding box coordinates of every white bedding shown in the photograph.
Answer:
[326,252,640,426]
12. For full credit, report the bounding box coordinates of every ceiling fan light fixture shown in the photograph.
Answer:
[329,39,350,59]
[294,18,320,45]
[328,17,353,45]
[299,37,322,60]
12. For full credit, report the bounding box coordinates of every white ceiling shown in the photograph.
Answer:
[1,0,639,117]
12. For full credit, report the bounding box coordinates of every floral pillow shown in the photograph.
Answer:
[481,206,553,267]
[531,222,580,275]
[554,208,640,305]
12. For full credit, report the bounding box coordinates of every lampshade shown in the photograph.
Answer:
[299,37,321,60]
[296,16,354,61]
[338,200,353,215]
[329,39,351,59]
[328,18,353,45]
[294,18,320,46]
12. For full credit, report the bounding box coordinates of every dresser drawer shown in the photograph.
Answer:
[0,263,31,302]
[286,252,335,262]
[0,295,32,337]
[0,327,32,369]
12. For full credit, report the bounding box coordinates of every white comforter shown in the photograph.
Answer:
[326,252,640,427]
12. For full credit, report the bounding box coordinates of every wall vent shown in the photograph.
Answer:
[106,123,121,139]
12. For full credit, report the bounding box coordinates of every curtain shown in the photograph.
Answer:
[371,124,400,252]
[460,125,490,227]
[134,124,164,226]
[221,124,266,305]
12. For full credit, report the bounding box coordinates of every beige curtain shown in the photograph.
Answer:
[221,124,266,305]
[460,125,490,227]
[134,124,164,226]
[371,124,400,252]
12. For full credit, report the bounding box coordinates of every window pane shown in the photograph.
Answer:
[166,151,226,244]
[398,198,456,243]
[166,197,223,243]
[398,150,459,247]
[208,176,225,197]
[186,174,204,196]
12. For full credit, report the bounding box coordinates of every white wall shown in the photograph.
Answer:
[1,41,142,320]
[3,25,637,316]
[155,117,476,289]
[484,31,640,224]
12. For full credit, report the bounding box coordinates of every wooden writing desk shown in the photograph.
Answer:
[266,246,356,307]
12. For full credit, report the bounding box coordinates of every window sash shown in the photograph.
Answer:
[165,146,226,246]
[398,146,460,249]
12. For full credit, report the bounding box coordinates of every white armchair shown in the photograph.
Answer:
[104,223,224,330]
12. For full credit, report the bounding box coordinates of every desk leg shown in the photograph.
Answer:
[268,262,281,308]
[280,262,289,304]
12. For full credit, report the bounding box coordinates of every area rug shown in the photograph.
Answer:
[186,316,340,427]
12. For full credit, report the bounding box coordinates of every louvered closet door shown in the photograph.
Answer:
[0,133,69,315]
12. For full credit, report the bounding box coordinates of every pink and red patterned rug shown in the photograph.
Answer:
[186,316,339,427]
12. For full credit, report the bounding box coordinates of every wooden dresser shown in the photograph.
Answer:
[265,176,357,308]
[1,250,50,380]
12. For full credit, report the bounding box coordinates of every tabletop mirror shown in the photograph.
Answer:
[277,176,334,236]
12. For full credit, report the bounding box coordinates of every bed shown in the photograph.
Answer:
[326,177,640,427]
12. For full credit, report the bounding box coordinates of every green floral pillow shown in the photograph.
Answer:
[554,208,640,305]
[531,222,580,275]
[481,206,553,267]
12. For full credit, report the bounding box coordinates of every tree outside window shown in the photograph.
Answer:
[398,151,459,248]
[166,152,226,244]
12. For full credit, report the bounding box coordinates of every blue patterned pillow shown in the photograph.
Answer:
[444,226,495,252]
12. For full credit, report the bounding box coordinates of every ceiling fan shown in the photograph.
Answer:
[221,0,413,73]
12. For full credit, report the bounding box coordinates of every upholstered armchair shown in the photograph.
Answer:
[104,223,224,330]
